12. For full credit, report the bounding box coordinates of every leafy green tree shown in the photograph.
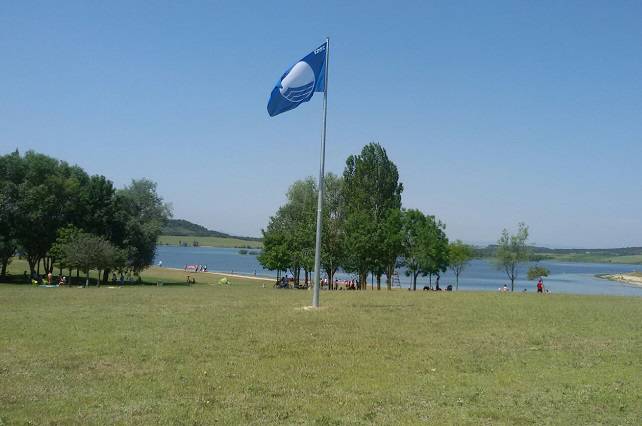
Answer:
[49,225,81,276]
[112,179,171,273]
[380,209,403,290]
[421,215,449,288]
[342,211,377,288]
[13,151,89,275]
[495,222,530,291]
[283,178,317,284]
[401,210,449,290]
[258,177,316,284]
[448,240,473,290]
[0,151,23,277]
[94,240,126,287]
[401,209,429,291]
[527,265,550,281]
[257,223,290,278]
[320,173,345,289]
[342,143,403,289]
[0,150,168,282]
[61,232,120,286]
[81,175,117,237]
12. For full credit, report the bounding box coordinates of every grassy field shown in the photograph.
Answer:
[1,264,641,424]
[158,234,262,249]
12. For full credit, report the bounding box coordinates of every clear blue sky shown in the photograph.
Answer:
[2,1,641,247]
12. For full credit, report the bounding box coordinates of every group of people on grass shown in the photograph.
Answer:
[420,276,453,291]
[26,271,66,286]
[26,270,136,287]
[184,264,207,273]
[498,278,550,293]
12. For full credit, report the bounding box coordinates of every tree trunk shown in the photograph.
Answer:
[456,273,459,291]
[85,270,89,287]
[103,269,110,286]
[359,271,367,290]
[385,264,394,291]
[42,256,54,274]
[325,268,336,290]
[413,271,419,291]
[376,274,381,290]
[0,259,7,277]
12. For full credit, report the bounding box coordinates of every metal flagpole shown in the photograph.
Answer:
[312,37,329,308]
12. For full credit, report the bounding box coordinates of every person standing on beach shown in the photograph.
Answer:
[537,278,544,293]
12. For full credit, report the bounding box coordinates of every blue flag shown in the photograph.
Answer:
[267,42,327,117]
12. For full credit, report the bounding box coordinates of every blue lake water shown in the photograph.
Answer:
[154,245,642,297]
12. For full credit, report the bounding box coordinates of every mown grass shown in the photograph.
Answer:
[158,235,262,249]
[1,265,641,424]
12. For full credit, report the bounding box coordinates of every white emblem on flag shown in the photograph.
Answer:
[280,61,315,102]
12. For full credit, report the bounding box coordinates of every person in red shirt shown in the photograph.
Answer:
[537,278,544,293]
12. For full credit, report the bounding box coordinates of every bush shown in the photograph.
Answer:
[528,266,550,281]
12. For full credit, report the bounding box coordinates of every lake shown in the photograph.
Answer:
[154,245,642,297]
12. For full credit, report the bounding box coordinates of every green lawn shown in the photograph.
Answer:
[1,266,641,424]
[158,234,262,249]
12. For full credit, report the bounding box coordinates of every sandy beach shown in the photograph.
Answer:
[165,267,274,282]
[598,272,642,287]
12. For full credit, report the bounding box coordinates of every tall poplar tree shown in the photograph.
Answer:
[342,143,403,289]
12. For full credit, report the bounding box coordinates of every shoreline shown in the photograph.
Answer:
[158,243,262,250]
[596,272,642,288]
[163,267,274,282]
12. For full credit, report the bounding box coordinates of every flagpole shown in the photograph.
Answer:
[312,37,329,308]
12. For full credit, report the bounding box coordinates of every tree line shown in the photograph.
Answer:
[258,143,475,290]
[0,150,171,284]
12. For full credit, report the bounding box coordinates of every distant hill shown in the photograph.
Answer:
[162,219,262,242]
[474,245,642,256]
[473,245,642,264]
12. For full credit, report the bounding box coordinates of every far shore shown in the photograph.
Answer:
[596,272,642,288]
